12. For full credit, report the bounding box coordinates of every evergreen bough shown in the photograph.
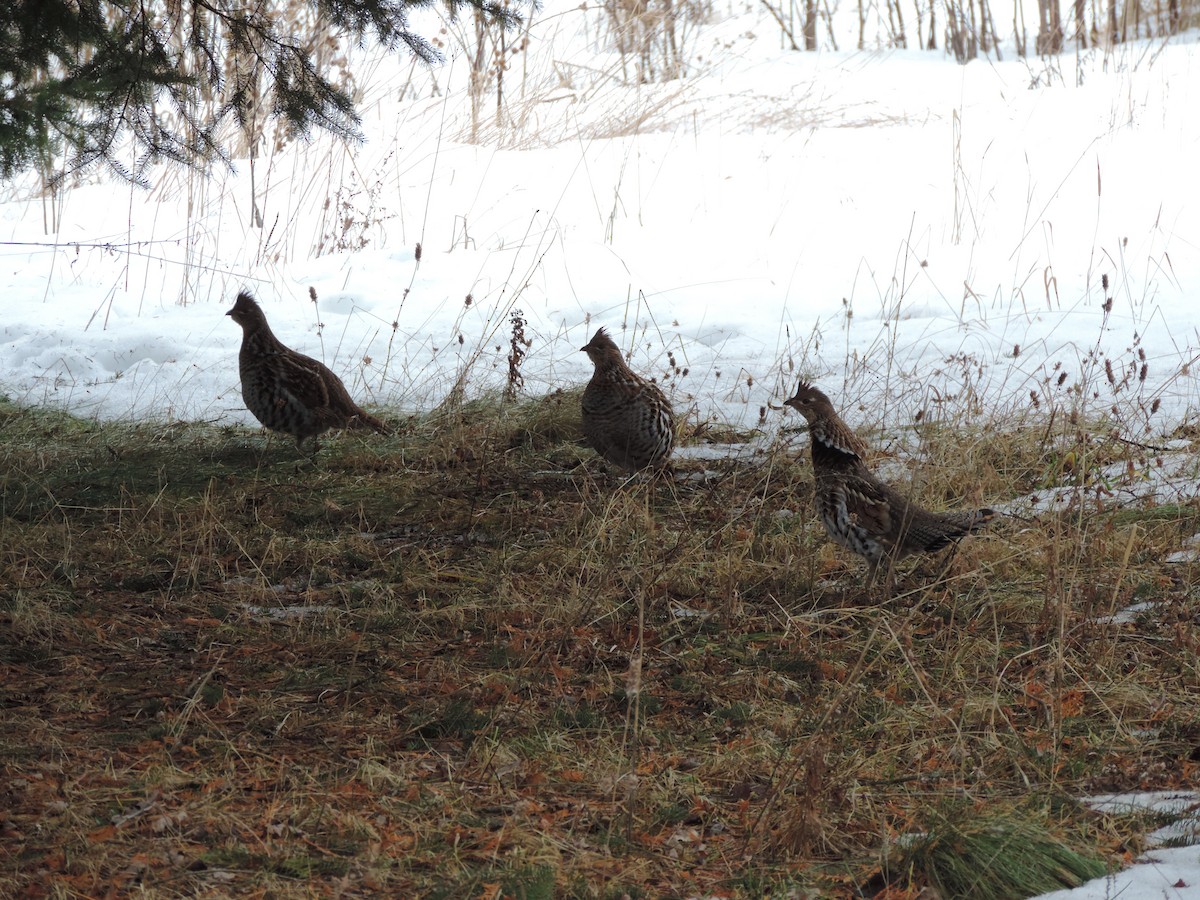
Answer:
[0,0,523,184]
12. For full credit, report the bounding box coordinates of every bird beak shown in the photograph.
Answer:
[225,309,234,316]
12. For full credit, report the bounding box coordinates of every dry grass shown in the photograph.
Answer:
[1,391,1198,897]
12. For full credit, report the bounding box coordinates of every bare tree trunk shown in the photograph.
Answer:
[967,0,978,58]
[946,0,968,61]
[1036,0,1063,52]
[1107,0,1118,45]
[760,0,801,49]
[249,151,263,228]
[1074,0,1087,46]
[469,10,487,141]
[496,25,504,128]
[980,0,1001,58]
[857,0,866,49]
[1013,0,1026,54]
[663,0,680,76]
[823,0,840,48]
[1168,0,1181,33]
[805,0,818,49]
[883,0,907,45]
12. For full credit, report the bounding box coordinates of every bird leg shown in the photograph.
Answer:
[864,556,898,601]
[881,558,898,601]
[865,559,879,590]
[290,433,321,462]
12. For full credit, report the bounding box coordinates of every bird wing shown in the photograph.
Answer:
[810,418,868,460]
[268,350,333,411]
[640,378,673,413]
[837,471,896,542]
[873,480,994,555]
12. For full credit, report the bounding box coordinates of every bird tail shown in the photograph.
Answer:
[914,507,996,554]
[964,508,996,532]
[945,507,996,535]
[351,410,391,436]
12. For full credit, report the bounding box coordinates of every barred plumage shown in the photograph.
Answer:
[227,291,389,453]
[784,382,994,594]
[580,328,675,472]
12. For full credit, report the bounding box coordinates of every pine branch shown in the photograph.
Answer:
[0,0,530,183]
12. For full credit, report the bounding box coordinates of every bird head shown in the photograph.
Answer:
[580,327,622,367]
[783,381,834,422]
[226,291,266,329]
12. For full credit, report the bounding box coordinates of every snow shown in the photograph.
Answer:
[1090,600,1163,625]
[2,2,1199,894]
[1034,793,1200,900]
[3,10,1199,442]
[1035,846,1199,900]
[1000,448,1200,517]
[1164,533,1200,563]
[1083,792,1200,846]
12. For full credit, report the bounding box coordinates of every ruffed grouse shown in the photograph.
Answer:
[227,291,388,453]
[784,381,993,594]
[580,327,675,472]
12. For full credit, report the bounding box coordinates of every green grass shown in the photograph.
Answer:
[884,804,1109,899]
[1,392,1198,896]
